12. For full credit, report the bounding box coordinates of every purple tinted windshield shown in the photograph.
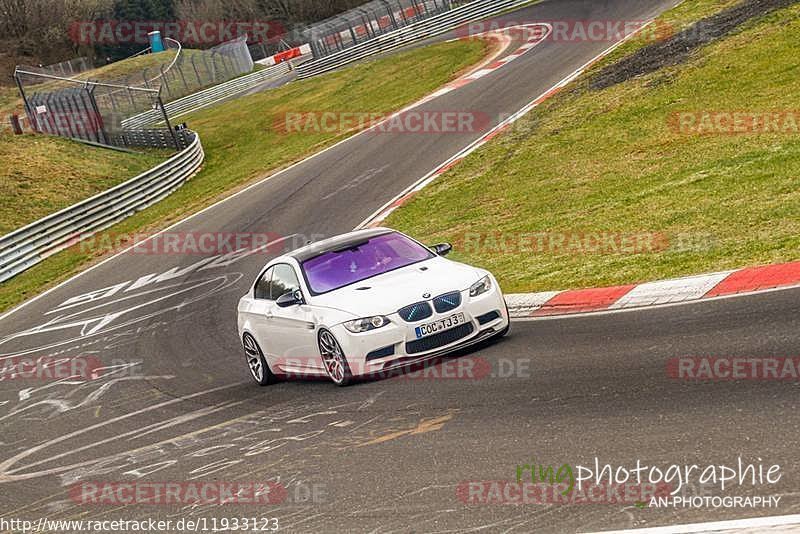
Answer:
[302,232,434,294]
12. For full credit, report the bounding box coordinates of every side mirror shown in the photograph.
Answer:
[431,242,453,256]
[276,289,304,307]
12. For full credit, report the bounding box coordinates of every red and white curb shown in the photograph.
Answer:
[356,20,651,230]
[427,23,553,98]
[507,261,800,319]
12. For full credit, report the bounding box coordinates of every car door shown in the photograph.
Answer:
[247,266,279,360]
[268,263,322,373]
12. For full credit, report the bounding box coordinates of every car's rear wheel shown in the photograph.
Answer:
[318,329,353,387]
[243,333,277,386]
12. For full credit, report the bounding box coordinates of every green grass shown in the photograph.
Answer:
[0,134,167,234]
[0,38,488,311]
[0,86,18,115]
[384,1,800,293]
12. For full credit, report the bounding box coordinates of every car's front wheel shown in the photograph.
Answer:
[318,329,353,387]
[243,333,278,386]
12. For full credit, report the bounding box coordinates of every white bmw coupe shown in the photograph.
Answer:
[237,228,509,386]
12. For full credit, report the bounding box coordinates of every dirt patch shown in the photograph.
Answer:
[591,0,798,90]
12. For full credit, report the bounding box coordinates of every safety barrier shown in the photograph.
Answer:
[296,0,533,78]
[122,59,300,128]
[0,132,204,283]
[1,0,532,282]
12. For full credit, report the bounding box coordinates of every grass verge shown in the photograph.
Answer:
[0,135,167,234]
[384,0,800,293]
[0,38,489,312]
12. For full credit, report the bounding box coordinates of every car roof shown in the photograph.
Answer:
[287,227,395,262]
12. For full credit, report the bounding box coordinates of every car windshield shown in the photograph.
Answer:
[301,232,435,294]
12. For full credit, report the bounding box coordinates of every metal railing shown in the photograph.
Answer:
[296,0,532,78]
[1,0,531,283]
[121,58,305,128]
[0,132,204,283]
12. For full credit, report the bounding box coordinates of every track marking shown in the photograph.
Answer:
[355,413,453,448]
[357,19,655,229]
[0,26,547,325]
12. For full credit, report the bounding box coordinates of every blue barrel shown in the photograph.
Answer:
[148,31,165,53]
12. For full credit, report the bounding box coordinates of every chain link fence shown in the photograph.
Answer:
[32,57,96,77]
[13,36,254,150]
[302,0,455,58]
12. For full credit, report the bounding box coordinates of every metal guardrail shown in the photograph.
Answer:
[122,59,302,128]
[0,132,204,283]
[296,0,532,78]
[1,0,531,284]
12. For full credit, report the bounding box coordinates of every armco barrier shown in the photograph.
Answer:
[0,132,204,283]
[123,60,299,128]
[296,0,533,78]
[1,0,531,283]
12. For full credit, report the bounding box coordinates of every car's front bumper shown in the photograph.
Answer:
[331,280,509,377]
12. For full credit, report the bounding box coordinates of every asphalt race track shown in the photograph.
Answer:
[2,0,799,532]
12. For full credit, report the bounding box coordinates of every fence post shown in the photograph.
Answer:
[63,91,83,139]
[86,83,109,145]
[14,71,36,132]
[160,65,172,97]
[9,114,22,135]
[69,92,87,139]
[157,95,181,151]
[126,78,136,107]
[191,55,202,85]
[204,53,215,83]
[177,60,189,91]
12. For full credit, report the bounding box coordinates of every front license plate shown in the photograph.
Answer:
[415,313,466,339]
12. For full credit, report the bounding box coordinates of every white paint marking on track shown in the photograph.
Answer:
[357,18,659,229]
[584,513,800,534]
[0,25,551,324]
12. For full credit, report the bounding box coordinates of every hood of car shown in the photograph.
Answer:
[310,257,485,318]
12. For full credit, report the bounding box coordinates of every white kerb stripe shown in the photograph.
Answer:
[610,271,735,309]
[505,291,561,314]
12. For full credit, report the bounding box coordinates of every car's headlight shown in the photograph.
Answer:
[469,275,492,297]
[343,316,391,333]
